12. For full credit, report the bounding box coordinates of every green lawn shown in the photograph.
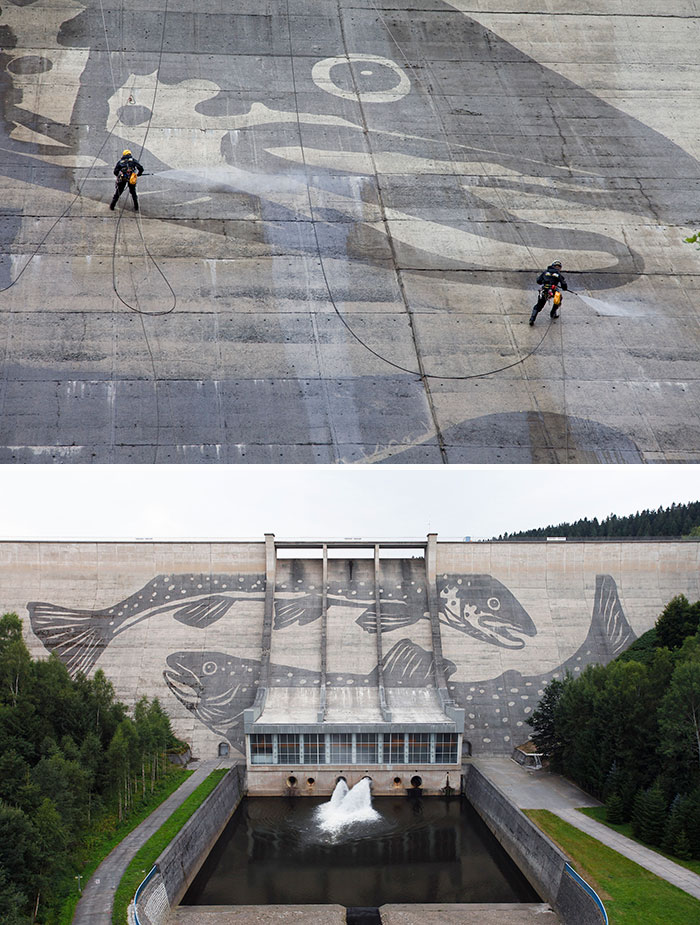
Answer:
[112,768,229,924]
[58,767,193,925]
[578,806,700,877]
[525,809,700,925]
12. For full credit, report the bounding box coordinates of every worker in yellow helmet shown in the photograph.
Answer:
[110,149,144,212]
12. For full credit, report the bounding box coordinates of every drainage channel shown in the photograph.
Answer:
[347,909,381,925]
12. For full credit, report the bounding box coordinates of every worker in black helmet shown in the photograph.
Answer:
[110,149,144,212]
[529,260,568,325]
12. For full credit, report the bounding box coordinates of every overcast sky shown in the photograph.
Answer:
[1,465,698,540]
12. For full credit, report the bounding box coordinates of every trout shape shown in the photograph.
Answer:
[164,575,634,752]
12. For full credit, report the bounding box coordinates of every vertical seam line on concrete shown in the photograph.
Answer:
[333,2,449,462]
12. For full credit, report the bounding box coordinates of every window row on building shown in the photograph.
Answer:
[248,732,460,765]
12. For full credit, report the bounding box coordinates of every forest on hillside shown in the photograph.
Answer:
[528,595,700,860]
[499,499,700,539]
[0,613,185,924]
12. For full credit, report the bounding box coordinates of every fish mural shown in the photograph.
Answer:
[435,574,537,649]
[163,574,635,755]
[2,1,699,288]
[29,569,535,677]
[27,573,266,677]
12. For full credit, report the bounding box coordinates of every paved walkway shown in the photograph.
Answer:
[472,758,700,902]
[73,759,233,925]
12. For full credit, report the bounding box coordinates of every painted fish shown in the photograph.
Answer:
[3,2,699,288]
[163,636,447,749]
[435,574,537,649]
[163,650,264,751]
[448,574,637,753]
[164,574,633,756]
[274,572,535,647]
[27,572,266,677]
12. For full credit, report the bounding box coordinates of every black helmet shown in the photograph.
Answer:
[550,260,562,269]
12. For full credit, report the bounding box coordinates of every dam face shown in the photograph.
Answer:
[1,1,700,463]
[5,536,699,778]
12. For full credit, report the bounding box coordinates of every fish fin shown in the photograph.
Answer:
[593,574,636,657]
[173,596,234,628]
[27,602,110,678]
[356,610,379,634]
[274,597,321,629]
[382,638,437,686]
[356,603,415,634]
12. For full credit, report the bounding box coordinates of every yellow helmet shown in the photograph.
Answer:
[122,149,131,157]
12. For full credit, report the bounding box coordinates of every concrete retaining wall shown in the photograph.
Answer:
[134,765,244,925]
[463,764,605,925]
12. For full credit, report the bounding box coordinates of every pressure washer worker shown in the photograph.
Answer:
[110,150,144,212]
[529,260,568,326]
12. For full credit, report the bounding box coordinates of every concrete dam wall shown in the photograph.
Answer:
[2,0,700,463]
[3,537,699,757]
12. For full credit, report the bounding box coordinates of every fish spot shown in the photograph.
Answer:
[287,672,293,678]
[468,724,475,729]
[504,736,510,742]
[168,585,175,591]
[524,707,532,714]
[468,713,475,719]
[508,701,515,707]
[300,679,307,685]
[466,695,472,701]
[483,737,491,743]
[510,688,519,693]
[492,694,499,700]
[520,695,529,700]
[516,721,523,727]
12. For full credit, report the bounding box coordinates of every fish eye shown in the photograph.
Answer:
[487,597,501,611]
[202,661,217,675]
[311,54,410,104]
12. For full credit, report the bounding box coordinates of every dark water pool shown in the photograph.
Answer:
[182,796,539,907]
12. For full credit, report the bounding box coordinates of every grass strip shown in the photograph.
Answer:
[112,768,228,924]
[58,768,193,925]
[525,809,700,925]
[578,806,700,877]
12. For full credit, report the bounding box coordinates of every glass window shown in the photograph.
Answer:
[278,734,300,764]
[329,733,352,763]
[356,734,378,764]
[304,734,325,764]
[435,733,458,764]
[388,733,405,764]
[250,734,273,765]
[408,733,430,763]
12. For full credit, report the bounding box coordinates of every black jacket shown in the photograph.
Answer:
[536,265,568,290]
[114,155,144,180]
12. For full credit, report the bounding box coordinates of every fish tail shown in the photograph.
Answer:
[27,602,111,678]
[592,574,636,658]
